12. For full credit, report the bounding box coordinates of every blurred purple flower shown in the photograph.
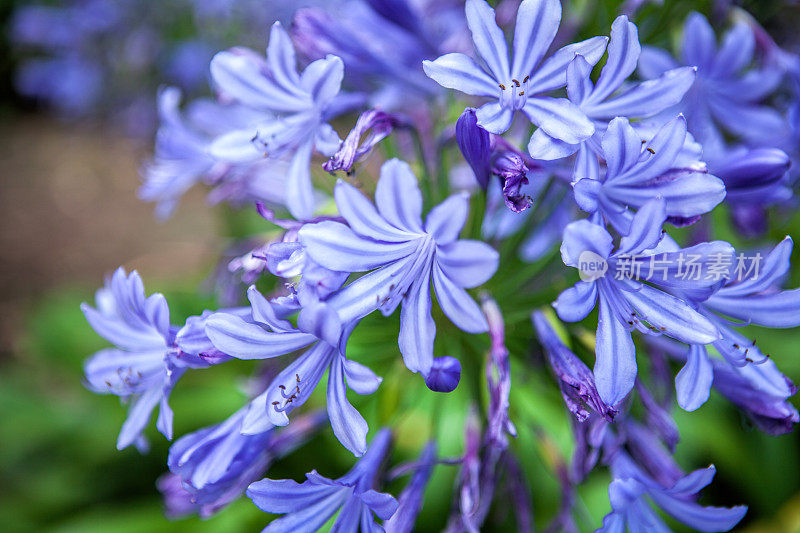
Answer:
[638,12,787,158]
[207,22,346,219]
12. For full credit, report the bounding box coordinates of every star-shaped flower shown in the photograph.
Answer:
[423,0,606,142]
[299,158,499,376]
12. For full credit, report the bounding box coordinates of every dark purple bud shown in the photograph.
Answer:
[532,311,618,422]
[711,148,791,205]
[425,356,461,393]
[456,108,492,189]
[493,152,532,213]
[324,109,408,174]
[364,0,420,35]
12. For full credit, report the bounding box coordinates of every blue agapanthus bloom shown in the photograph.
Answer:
[554,199,729,404]
[529,14,697,160]
[166,408,324,518]
[299,158,499,376]
[660,236,800,412]
[140,87,289,219]
[599,453,746,533]
[82,268,225,450]
[82,268,181,450]
[206,286,381,456]
[424,0,606,140]
[206,21,348,219]
[292,0,466,108]
[638,11,787,158]
[572,116,726,233]
[246,428,398,531]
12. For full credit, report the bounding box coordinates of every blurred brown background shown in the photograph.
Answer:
[0,115,221,355]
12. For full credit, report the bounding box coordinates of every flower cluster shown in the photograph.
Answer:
[80,0,800,530]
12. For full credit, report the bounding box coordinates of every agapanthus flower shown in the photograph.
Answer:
[140,87,287,219]
[532,311,617,421]
[206,286,381,455]
[711,356,799,435]
[554,199,730,404]
[658,237,800,411]
[598,453,746,532]
[166,409,324,518]
[82,268,184,450]
[299,158,499,376]
[246,428,398,531]
[73,1,800,529]
[638,11,787,158]
[529,15,696,160]
[207,22,347,219]
[423,0,607,142]
[291,0,466,108]
[571,116,726,234]
[707,147,791,236]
